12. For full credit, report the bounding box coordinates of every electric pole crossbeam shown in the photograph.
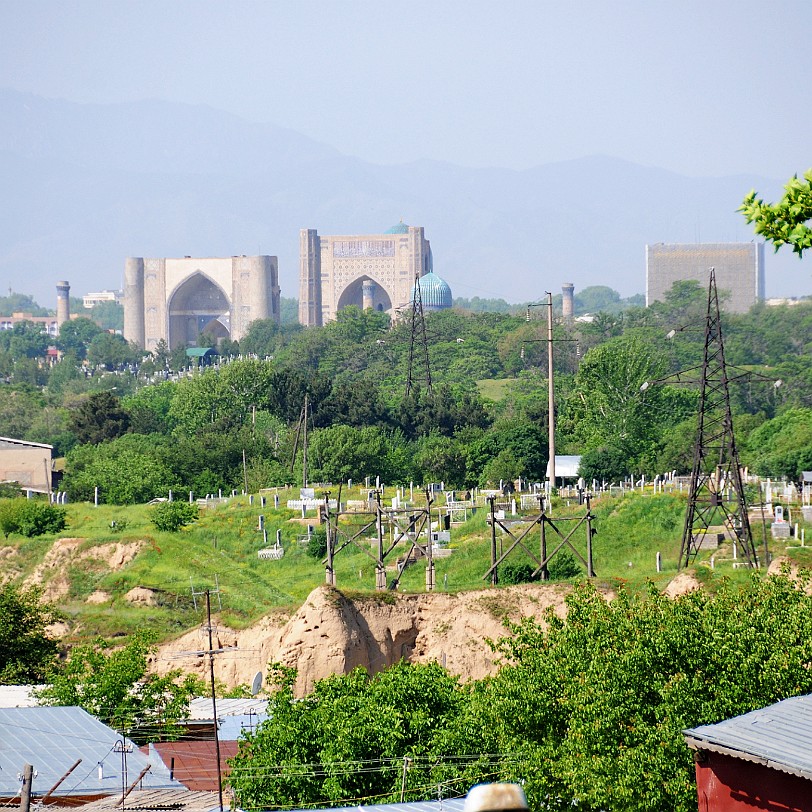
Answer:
[483,495,596,584]
[323,491,435,591]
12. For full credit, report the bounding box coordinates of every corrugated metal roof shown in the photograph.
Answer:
[143,742,238,792]
[545,455,582,479]
[302,799,466,812]
[0,707,185,798]
[683,694,812,782]
[61,788,222,812]
[187,698,268,721]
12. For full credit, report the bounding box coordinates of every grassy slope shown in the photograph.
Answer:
[3,489,807,643]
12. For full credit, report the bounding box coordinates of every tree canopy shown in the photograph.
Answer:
[741,169,812,257]
[37,631,203,743]
[0,584,61,684]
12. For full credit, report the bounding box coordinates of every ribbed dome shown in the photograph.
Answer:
[412,271,452,311]
[384,221,409,234]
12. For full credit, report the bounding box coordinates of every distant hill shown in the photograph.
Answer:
[0,88,807,307]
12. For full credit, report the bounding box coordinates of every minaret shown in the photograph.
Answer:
[362,279,376,310]
[56,281,70,333]
[561,282,575,325]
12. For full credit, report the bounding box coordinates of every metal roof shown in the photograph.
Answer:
[187,698,268,721]
[683,694,812,782]
[0,707,185,799]
[0,685,43,708]
[62,788,223,812]
[143,741,239,792]
[0,436,53,450]
[545,455,582,479]
[302,799,466,812]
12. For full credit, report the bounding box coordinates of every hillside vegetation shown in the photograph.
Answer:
[2,488,809,644]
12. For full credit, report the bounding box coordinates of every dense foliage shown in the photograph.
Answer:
[151,500,199,531]
[230,573,812,812]
[0,584,61,683]
[1,282,810,501]
[0,498,67,537]
[37,631,203,743]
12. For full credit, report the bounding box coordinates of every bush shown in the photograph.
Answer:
[0,499,67,538]
[499,561,537,585]
[306,526,327,559]
[151,501,199,532]
[548,549,581,580]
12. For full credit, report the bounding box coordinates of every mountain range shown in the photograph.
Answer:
[0,88,807,309]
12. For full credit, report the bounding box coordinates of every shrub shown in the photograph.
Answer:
[151,501,199,532]
[306,526,327,559]
[548,549,581,580]
[0,499,67,538]
[499,561,537,585]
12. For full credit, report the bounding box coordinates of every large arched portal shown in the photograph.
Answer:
[167,272,230,348]
[336,276,393,314]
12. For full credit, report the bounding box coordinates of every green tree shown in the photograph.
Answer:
[63,436,178,504]
[57,317,103,361]
[743,408,812,481]
[0,499,67,537]
[0,584,61,684]
[151,500,199,531]
[741,169,812,256]
[308,425,410,484]
[229,661,469,810]
[88,300,124,331]
[37,631,203,743]
[68,391,130,445]
[469,574,812,812]
[565,333,669,464]
[87,332,140,369]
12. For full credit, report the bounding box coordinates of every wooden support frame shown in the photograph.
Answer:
[322,490,436,591]
[484,494,596,584]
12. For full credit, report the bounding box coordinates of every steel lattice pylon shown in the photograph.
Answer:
[405,272,432,396]
[679,268,760,569]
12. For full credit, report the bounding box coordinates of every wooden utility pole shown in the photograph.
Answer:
[19,764,33,812]
[546,291,556,493]
[205,590,225,812]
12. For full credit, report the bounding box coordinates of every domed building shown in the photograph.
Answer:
[298,221,436,325]
[412,271,453,312]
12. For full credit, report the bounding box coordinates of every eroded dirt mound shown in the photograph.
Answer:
[663,571,702,598]
[25,538,146,601]
[155,583,574,696]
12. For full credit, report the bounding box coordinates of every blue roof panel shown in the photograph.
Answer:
[0,706,184,798]
[684,694,812,781]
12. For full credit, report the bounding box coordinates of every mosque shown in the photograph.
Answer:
[298,222,452,325]
[123,255,280,350]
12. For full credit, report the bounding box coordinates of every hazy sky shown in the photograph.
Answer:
[1,0,810,179]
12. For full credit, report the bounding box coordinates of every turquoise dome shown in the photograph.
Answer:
[385,221,410,234]
[412,272,452,311]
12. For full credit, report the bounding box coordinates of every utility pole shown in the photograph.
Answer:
[205,590,225,812]
[20,764,33,812]
[546,291,556,494]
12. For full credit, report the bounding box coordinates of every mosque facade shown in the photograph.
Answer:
[298,222,446,325]
[123,255,280,350]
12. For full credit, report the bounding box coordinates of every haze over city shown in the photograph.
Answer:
[1,0,810,305]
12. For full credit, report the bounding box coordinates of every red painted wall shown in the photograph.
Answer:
[694,751,812,812]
